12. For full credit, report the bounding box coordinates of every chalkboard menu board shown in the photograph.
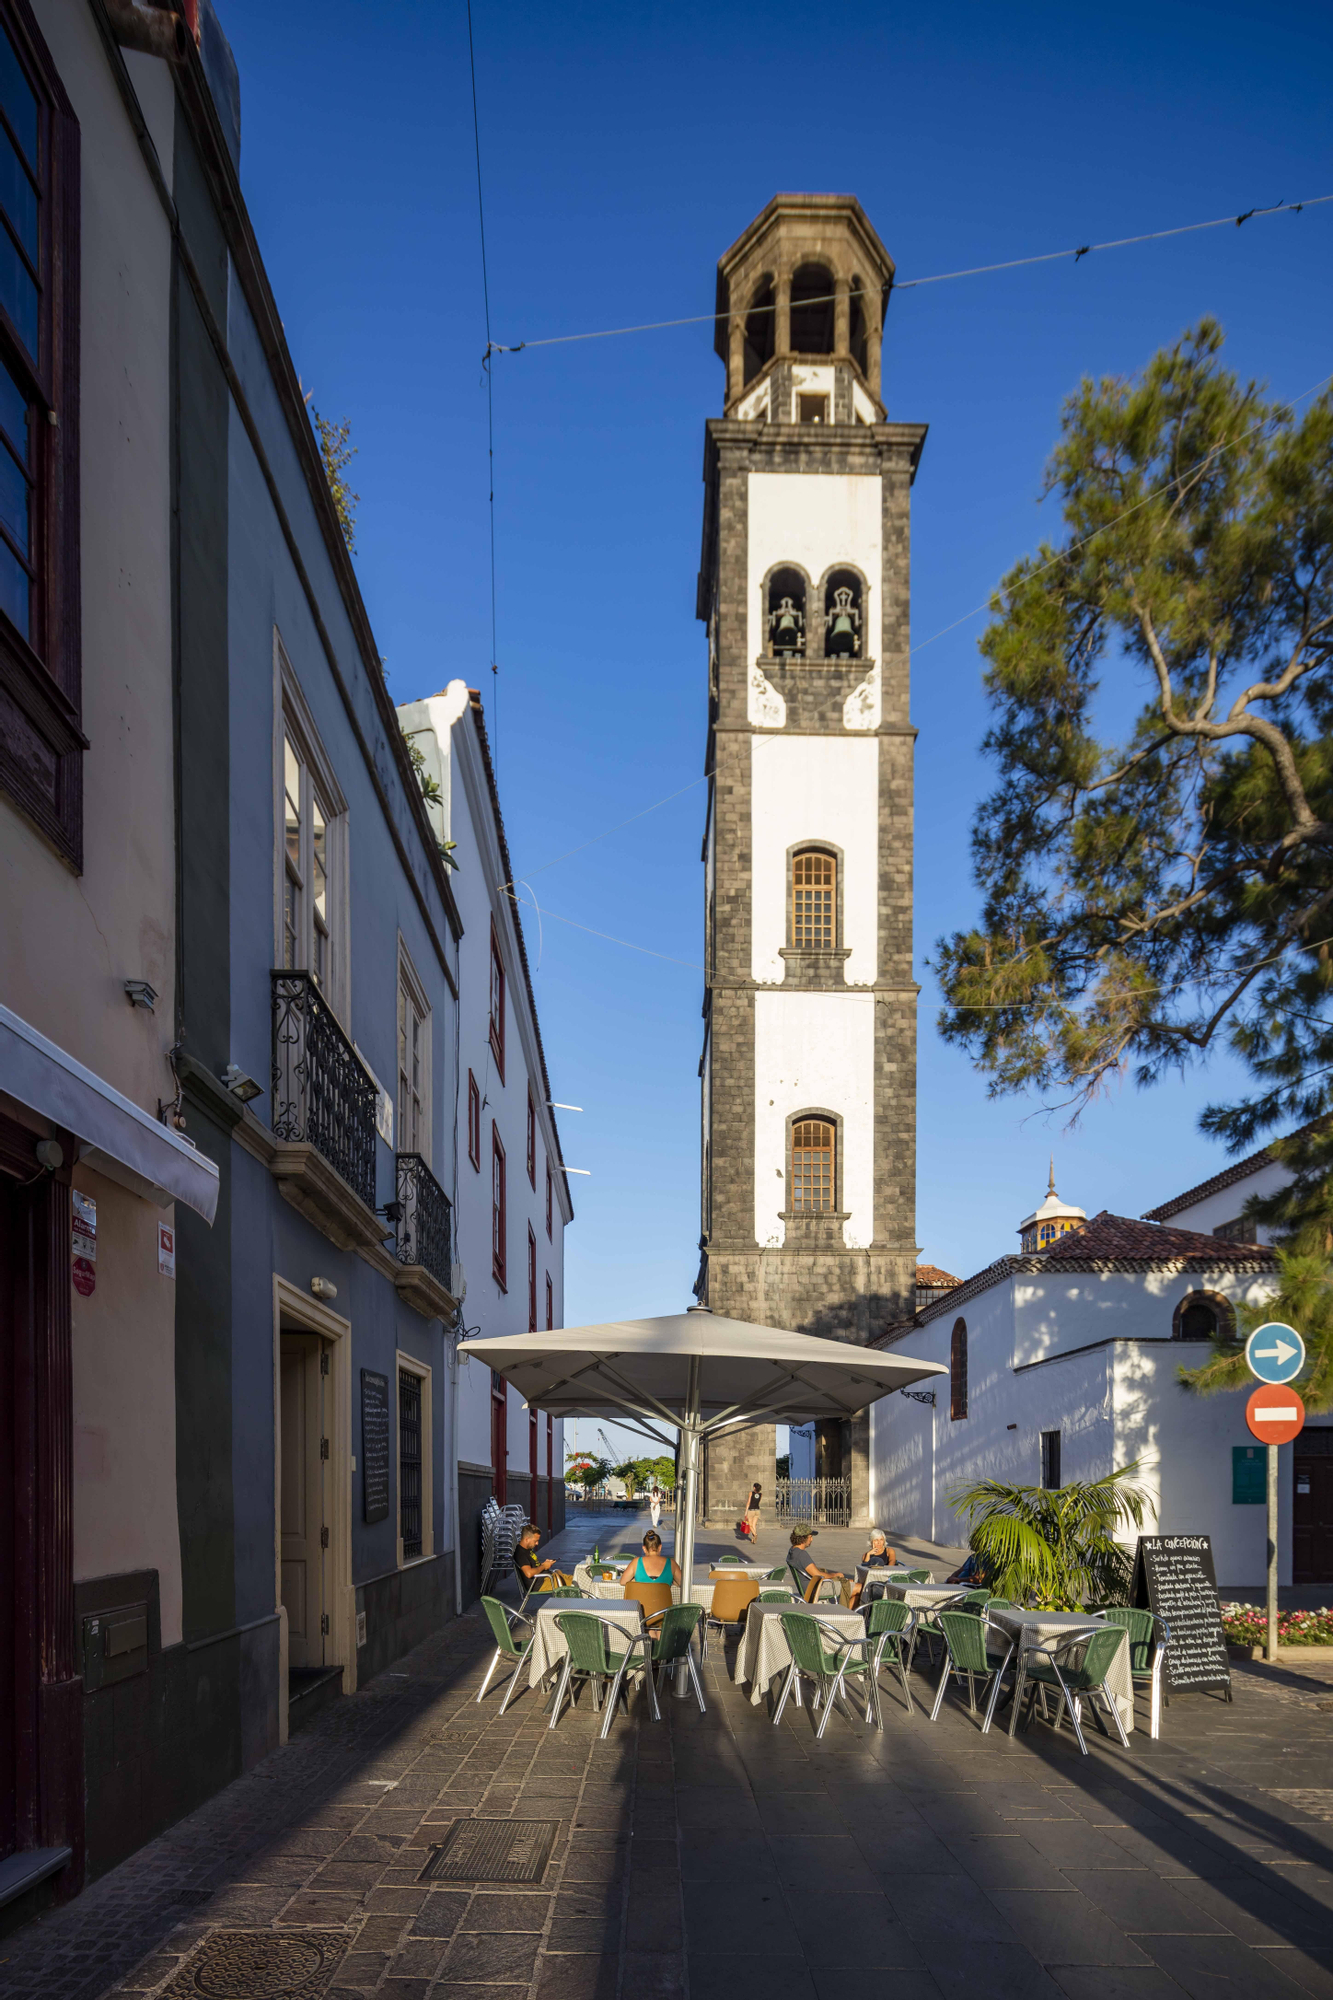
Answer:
[361,1369,391,1525]
[1131,1534,1231,1695]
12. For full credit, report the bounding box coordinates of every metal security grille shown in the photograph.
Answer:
[421,1819,558,1884]
[791,850,835,948]
[791,1119,834,1213]
[399,1369,422,1560]
[775,1477,851,1527]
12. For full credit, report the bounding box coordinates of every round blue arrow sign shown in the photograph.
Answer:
[1245,1322,1306,1386]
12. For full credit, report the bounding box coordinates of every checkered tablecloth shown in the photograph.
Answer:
[879,1581,967,1611]
[526,1598,646,1689]
[733,1601,866,1705]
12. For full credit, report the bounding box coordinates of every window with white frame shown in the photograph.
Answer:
[276,643,346,1011]
[397,947,430,1161]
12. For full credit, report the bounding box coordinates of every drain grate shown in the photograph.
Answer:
[161,1928,349,1999]
[420,1818,558,1884]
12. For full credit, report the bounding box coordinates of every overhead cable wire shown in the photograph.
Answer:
[465,0,501,753]
[479,196,1331,357]
[497,363,1333,911]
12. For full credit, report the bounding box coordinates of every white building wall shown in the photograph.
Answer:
[754,990,875,1249]
[1152,1160,1289,1242]
[750,735,878,985]
[398,684,571,1517]
[870,1263,1286,1581]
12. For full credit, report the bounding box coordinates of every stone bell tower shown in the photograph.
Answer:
[696,196,926,1529]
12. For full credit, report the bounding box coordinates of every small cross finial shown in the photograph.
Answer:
[1048,1154,1057,1198]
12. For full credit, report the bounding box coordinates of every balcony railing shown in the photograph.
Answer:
[271,971,377,1212]
[395,1151,453,1291]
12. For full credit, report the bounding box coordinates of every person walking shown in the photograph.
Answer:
[742,1482,763,1541]
[649,1484,663,1530]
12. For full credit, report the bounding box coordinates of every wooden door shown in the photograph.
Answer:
[1293,1443,1333,1584]
[0,1172,19,1861]
[280,1334,326,1669]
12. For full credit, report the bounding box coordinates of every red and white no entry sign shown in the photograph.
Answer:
[1246,1383,1306,1445]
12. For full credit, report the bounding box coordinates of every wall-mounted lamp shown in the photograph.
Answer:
[33,1138,63,1173]
[124,979,158,1011]
[310,1277,338,1302]
[377,1200,403,1224]
[548,1101,583,1112]
[221,1063,263,1104]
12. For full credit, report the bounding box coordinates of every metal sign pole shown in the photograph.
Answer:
[1267,1443,1279,1664]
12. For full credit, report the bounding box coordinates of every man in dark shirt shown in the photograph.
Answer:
[513,1522,555,1595]
[788,1528,855,1605]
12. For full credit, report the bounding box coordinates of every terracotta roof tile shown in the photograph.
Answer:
[1043,1210,1251,1262]
[915,1263,960,1289]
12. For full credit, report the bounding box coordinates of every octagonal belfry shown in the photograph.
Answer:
[696,194,927,1529]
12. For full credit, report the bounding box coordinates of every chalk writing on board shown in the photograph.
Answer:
[1131,1534,1231,1695]
[361,1370,391,1525]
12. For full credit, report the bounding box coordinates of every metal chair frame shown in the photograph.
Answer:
[772,1612,883,1739]
[864,1597,918,1715]
[645,1603,707,1714]
[547,1611,662,1740]
[1091,1606,1171,1739]
[1013,1626,1131,1755]
[476,1597,535,1713]
[928,1608,1011,1725]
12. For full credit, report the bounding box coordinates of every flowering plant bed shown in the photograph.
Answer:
[1221,1603,1333,1646]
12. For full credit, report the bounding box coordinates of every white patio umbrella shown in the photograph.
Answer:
[458,1305,947,1643]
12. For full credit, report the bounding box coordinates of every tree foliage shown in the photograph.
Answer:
[933,321,1333,1139]
[313,409,360,553]
[950,1465,1153,1608]
[564,1451,610,1494]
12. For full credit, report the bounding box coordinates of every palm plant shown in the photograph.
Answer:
[948,1464,1152,1609]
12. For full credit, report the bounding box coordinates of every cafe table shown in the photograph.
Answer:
[569,1562,771,1612]
[525,1595,647,1690]
[879,1580,965,1611]
[857,1564,929,1599]
[734,1598,865,1705]
[982,1607,1134,1737]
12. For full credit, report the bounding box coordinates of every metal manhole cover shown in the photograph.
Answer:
[161,1928,349,1999]
[420,1818,558,1884]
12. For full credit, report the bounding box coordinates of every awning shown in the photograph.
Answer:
[0,1004,219,1223]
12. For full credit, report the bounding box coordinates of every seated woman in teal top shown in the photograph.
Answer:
[621,1528,678,1587]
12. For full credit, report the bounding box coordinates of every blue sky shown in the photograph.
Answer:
[220,0,1332,1356]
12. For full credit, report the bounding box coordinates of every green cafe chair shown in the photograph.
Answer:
[774,1612,882,1739]
[476,1596,535,1713]
[864,1595,916,1715]
[646,1603,707,1714]
[1091,1605,1171,1739]
[929,1608,1010,1725]
[550,1612,660,1739]
[1017,1625,1131,1755]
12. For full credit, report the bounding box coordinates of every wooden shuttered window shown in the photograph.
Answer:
[791,850,835,949]
[791,1118,834,1214]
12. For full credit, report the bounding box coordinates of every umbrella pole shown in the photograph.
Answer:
[672,1361,701,1698]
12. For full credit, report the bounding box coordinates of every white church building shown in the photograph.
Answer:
[868,1147,1329,1589]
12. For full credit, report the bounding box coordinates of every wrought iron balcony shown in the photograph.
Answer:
[395,1152,453,1291]
[271,971,377,1214]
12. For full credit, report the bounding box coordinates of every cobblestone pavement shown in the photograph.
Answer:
[4,1516,1333,2000]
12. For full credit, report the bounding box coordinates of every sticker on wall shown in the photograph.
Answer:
[158,1222,176,1278]
[72,1190,97,1296]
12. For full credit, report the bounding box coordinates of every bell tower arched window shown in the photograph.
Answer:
[950,1319,968,1421]
[791,849,835,949]
[823,569,863,658]
[767,567,806,657]
[790,263,835,354]
[791,1119,834,1214]
[744,274,775,386]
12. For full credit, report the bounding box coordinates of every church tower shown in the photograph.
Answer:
[696,196,926,1527]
